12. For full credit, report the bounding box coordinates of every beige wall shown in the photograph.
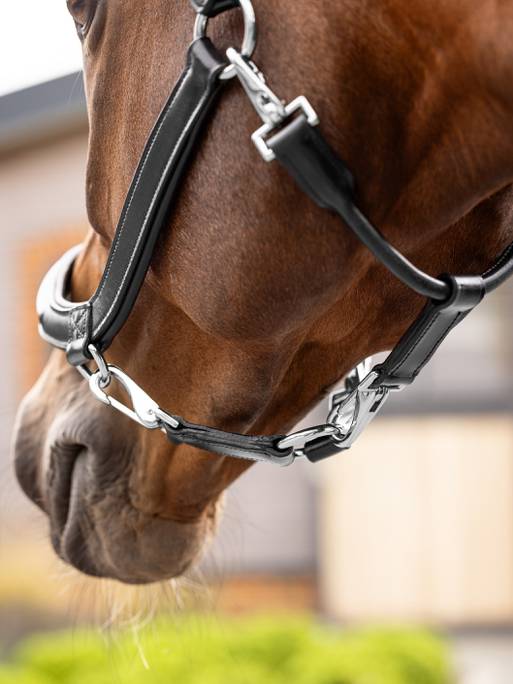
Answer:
[0,132,89,529]
[319,415,513,625]
[0,133,89,240]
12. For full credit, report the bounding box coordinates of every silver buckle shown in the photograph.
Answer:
[276,359,395,458]
[326,370,390,450]
[252,97,319,162]
[227,49,319,162]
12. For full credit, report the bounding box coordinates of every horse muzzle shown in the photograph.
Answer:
[12,359,216,584]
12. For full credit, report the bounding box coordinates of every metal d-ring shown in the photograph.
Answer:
[193,0,257,80]
[276,425,342,455]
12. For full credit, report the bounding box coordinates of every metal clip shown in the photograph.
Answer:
[227,48,287,126]
[328,357,374,410]
[327,370,390,449]
[276,360,389,459]
[88,344,110,388]
[227,48,319,162]
[87,365,180,430]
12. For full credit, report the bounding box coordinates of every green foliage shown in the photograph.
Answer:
[0,616,453,684]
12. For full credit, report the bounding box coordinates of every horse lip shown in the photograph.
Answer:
[45,441,87,554]
[58,451,110,579]
[59,451,206,583]
[46,445,107,578]
[42,433,219,584]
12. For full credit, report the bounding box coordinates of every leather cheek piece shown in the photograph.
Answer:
[86,38,227,357]
[373,274,485,388]
[37,38,227,367]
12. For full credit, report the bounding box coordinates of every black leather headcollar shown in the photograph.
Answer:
[36,0,513,465]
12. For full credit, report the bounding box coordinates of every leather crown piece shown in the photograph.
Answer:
[37,0,513,464]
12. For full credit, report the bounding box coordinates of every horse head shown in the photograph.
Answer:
[13,0,513,583]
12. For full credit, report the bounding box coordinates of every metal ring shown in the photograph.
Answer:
[193,0,257,80]
[88,344,111,388]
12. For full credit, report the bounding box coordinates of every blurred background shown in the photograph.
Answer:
[2,3,513,684]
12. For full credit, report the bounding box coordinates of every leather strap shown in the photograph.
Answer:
[38,38,226,365]
[267,116,451,301]
[299,275,484,463]
[298,275,484,462]
[189,0,238,17]
[164,419,293,465]
[482,242,513,293]
[373,275,485,388]
[303,436,345,463]
[265,113,513,388]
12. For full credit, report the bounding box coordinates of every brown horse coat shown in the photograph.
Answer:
[13,0,513,583]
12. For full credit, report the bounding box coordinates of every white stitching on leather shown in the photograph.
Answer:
[92,71,189,315]
[93,61,208,335]
[481,243,513,278]
[388,310,464,376]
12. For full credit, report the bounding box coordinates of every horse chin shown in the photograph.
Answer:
[49,446,215,585]
[13,382,217,585]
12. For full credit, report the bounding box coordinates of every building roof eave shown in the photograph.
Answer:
[0,72,88,156]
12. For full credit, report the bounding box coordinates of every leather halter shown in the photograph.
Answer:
[37,0,513,465]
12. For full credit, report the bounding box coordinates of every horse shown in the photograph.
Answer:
[12,0,513,584]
